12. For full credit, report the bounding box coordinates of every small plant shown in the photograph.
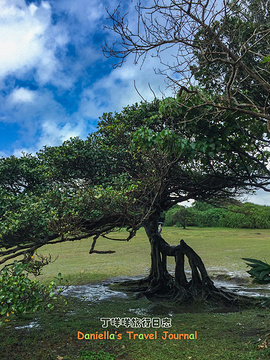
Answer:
[0,260,59,318]
[242,258,270,284]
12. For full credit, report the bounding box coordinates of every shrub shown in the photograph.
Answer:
[220,203,270,229]
[164,201,270,229]
[0,261,59,317]
[163,205,182,226]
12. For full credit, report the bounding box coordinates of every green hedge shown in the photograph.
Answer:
[164,202,270,229]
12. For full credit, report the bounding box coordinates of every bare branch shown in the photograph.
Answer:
[105,0,270,123]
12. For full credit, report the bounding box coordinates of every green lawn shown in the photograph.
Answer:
[0,293,269,360]
[1,227,270,360]
[37,227,270,284]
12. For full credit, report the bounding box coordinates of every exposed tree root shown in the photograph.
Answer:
[116,274,259,308]
[112,214,266,308]
[116,234,263,307]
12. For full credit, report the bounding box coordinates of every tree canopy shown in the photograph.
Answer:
[0,97,269,266]
[104,0,270,127]
[1,95,270,303]
[1,0,270,304]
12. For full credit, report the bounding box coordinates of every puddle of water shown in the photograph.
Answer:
[129,308,149,316]
[61,282,128,302]
[61,273,269,304]
[208,268,250,279]
[14,275,269,331]
[176,268,270,298]
[213,279,270,298]
[61,275,147,302]
[15,321,40,330]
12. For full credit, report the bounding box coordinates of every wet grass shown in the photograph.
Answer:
[1,227,270,359]
[0,295,269,360]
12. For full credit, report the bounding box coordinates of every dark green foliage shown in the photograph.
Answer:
[163,205,182,226]
[221,203,270,229]
[189,208,227,228]
[165,204,226,228]
[165,202,270,229]
[0,261,58,317]
[0,97,270,264]
[243,258,270,284]
[0,154,48,195]
[171,207,189,229]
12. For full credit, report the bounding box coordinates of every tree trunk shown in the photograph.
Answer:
[144,214,174,295]
[143,214,241,304]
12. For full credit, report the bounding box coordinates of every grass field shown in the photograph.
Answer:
[36,227,270,284]
[1,227,270,360]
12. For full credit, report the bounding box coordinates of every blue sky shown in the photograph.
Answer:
[0,0,269,205]
[0,0,166,157]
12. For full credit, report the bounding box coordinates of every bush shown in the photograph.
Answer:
[189,208,227,227]
[164,201,270,229]
[163,205,182,226]
[220,203,270,229]
[171,207,188,228]
[0,261,59,317]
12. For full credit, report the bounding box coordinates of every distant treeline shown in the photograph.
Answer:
[164,202,270,229]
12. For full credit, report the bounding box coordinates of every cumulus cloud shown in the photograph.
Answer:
[0,1,50,77]
[1,0,159,158]
[244,189,270,206]
[1,88,69,152]
[0,0,69,86]
[0,150,9,158]
[53,0,106,26]
[9,88,36,103]
[79,55,172,121]
[36,118,87,148]
[12,116,95,157]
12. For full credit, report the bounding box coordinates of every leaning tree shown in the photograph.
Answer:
[1,0,269,305]
[94,97,270,302]
[100,0,270,301]
[1,97,269,303]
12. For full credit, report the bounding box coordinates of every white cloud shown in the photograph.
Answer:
[244,189,270,206]
[13,147,36,157]
[37,119,86,148]
[3,85,96,155]
[11,122,85,157]
[53,0,106,27]
[79,55,172,121]
[0,1,49,76]
[9,87,36,103]
[0,88,71,153]
[0,150,9,158]
[0,0,69,87]
[0,0,172,157]
[11,116,89,157]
